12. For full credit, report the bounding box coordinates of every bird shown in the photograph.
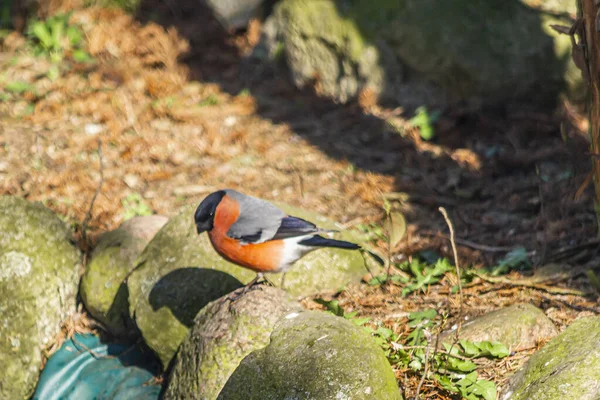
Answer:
[194,189,380,295]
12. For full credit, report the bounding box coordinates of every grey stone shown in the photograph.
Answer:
[255,0,579,109]
[502,317,600,400]
[217,310,402,400]
[439,303,558,351]
[80,215,168,336]
[164,286,302,400]
[0,196,81,399]
[205,0,266,30]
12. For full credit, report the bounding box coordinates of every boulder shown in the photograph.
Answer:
[80,216,168,337]
[164,286,302,400]
[439,303,557,351]
[204,0,267,30]
[128,202,373,368]
[255,0,578,109]
[217,310,401,400]
[0,196,81,399]
[502,317,600,400]
[127,204,255,368]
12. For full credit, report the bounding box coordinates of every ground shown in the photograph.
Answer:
[1,3,600,399]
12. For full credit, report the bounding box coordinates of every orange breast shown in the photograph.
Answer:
[208,194,284,272]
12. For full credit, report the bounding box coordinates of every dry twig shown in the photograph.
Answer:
[81,139,104,251]
[474,273,588,296]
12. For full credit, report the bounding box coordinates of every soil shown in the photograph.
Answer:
[1,3,600,399]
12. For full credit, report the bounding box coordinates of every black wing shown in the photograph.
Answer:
[270,216,320,240]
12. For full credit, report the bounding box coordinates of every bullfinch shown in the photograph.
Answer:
[194,189,377,292]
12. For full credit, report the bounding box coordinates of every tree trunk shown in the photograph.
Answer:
[578,0,600,231]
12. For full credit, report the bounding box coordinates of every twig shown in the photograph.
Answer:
[81,139,104,251]
[403,344,470,361]
[71,335,114,360]
[474,273,589,296]
[386,211,393,281]
[422,231,533,254]
[438,207,463,328]
[414,330,432,400]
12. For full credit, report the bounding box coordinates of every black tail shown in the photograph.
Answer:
[299,235,360,250]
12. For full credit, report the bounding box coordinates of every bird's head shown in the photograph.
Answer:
[194,190,226,234]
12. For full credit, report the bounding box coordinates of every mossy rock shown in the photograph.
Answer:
[80,216,168,337]
[164,286,302,400]
[261,0,577,108]
[439,303,557,351]
[217,310,401,400]
[0,196,81,399]
[502,317,600,400]
[127,202,373,368]
[127,204,256,368]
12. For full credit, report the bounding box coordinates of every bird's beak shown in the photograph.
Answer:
[196,223,209,234]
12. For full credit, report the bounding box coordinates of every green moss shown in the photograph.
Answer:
[278,0,367,62]
[441,303,557,351]
[0,196,81,399]
[165,287,302,400]
[272,0,571,107]
[218,311,401,400]
[507,317,600,399]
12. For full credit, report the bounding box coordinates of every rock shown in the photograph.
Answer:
[256,0,578,109]
[0,196,81,399]
[502,317,600,400]
[217,310,401,400]
[127,204,255,368]
[439,303,558,351]
[204,0,267,30]
[164,286,302,400]
[80,216,168,337]
[128,202,374,368]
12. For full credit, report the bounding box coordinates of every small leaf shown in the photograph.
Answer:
[383,211,406,248]
[476,341,509,358]
[409,308,437,322]
[4,81,33,93]
[435,374,458,392]
[447,356,477,372]
[460,340,481,357]
[351,317,371,326]
[409,359,422,371]
[72,49,92,63]
[313,298,344,317]
[470,379,497,400]
[456,371,478,387]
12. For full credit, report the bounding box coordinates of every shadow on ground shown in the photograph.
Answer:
[133,0,596,267]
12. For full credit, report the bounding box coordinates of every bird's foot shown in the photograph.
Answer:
[223,274,264,303]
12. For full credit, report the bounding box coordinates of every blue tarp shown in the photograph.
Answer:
[33,334,162,400]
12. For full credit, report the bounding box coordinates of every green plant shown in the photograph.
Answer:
[85,0,141,13]
[26,13,92,64]
[368,257,454,297]
[490,247,530,276]
[315,300,508,400]
[198,94,220,107]
[408,106,441,141]
[121,193,152,220]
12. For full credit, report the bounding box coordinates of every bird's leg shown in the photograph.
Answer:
[280,272,287,290]
[226,273,263,302]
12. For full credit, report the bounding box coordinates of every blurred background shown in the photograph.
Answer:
[0,0,593,267]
